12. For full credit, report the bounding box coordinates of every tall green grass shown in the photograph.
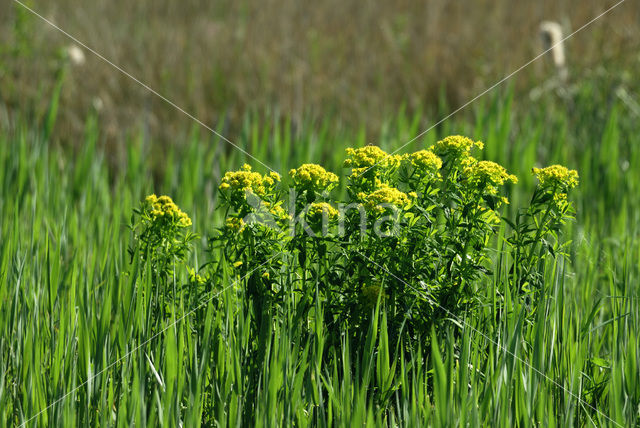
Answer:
[0,88,638,426]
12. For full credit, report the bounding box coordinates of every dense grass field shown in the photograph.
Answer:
[1,88,639,426]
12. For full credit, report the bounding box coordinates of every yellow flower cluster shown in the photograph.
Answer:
[289,163,339,192]
[306,202,339,224]
[145,194,192,227]
[464,159,518,194]
[225,216,246,232]
[532,165,579,189]
[405,150,443,176]
[358,184,413,214]
[344,146,402,176]
[344,146,388,167]
[219,164,280,197]
[432,135,483,158]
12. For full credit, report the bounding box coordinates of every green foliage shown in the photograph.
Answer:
[210,136,578,355]
[0,88,639,427]
[505,165,579,294]
[130,194,194,267]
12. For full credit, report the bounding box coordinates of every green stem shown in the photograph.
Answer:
[524,203,553,270]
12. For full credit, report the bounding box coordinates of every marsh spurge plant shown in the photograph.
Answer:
[199,135,579,347]
[129,194,197,321]
[129,136,578,349]
[125,136,579,422]
[506,164,579,294]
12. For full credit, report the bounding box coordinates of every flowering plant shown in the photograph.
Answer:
[131,194,195,270]
[128,194,198,323]
[506,164,579,294]
[204,136,578,345]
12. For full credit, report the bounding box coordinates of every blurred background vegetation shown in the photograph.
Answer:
[1,0,639,166]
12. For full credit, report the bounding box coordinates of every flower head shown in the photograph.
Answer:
[289,163,339,193]
[267,171,282,183]
[408,150,442,171]
[344,146,389,168]
[225,216,246,232]
[431,135,483,158]
[460,159,517,207]
[137,195,193,265]
[404,150,443,181]
[144,194,192,227]
[532,165,579,207]
[465,160,517,190]
[219,164,280,211]
[219,164,279,198]
[344,146,402,178]
[306,202,339,225]
[532,165,579,190]
[359,184,413,215]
